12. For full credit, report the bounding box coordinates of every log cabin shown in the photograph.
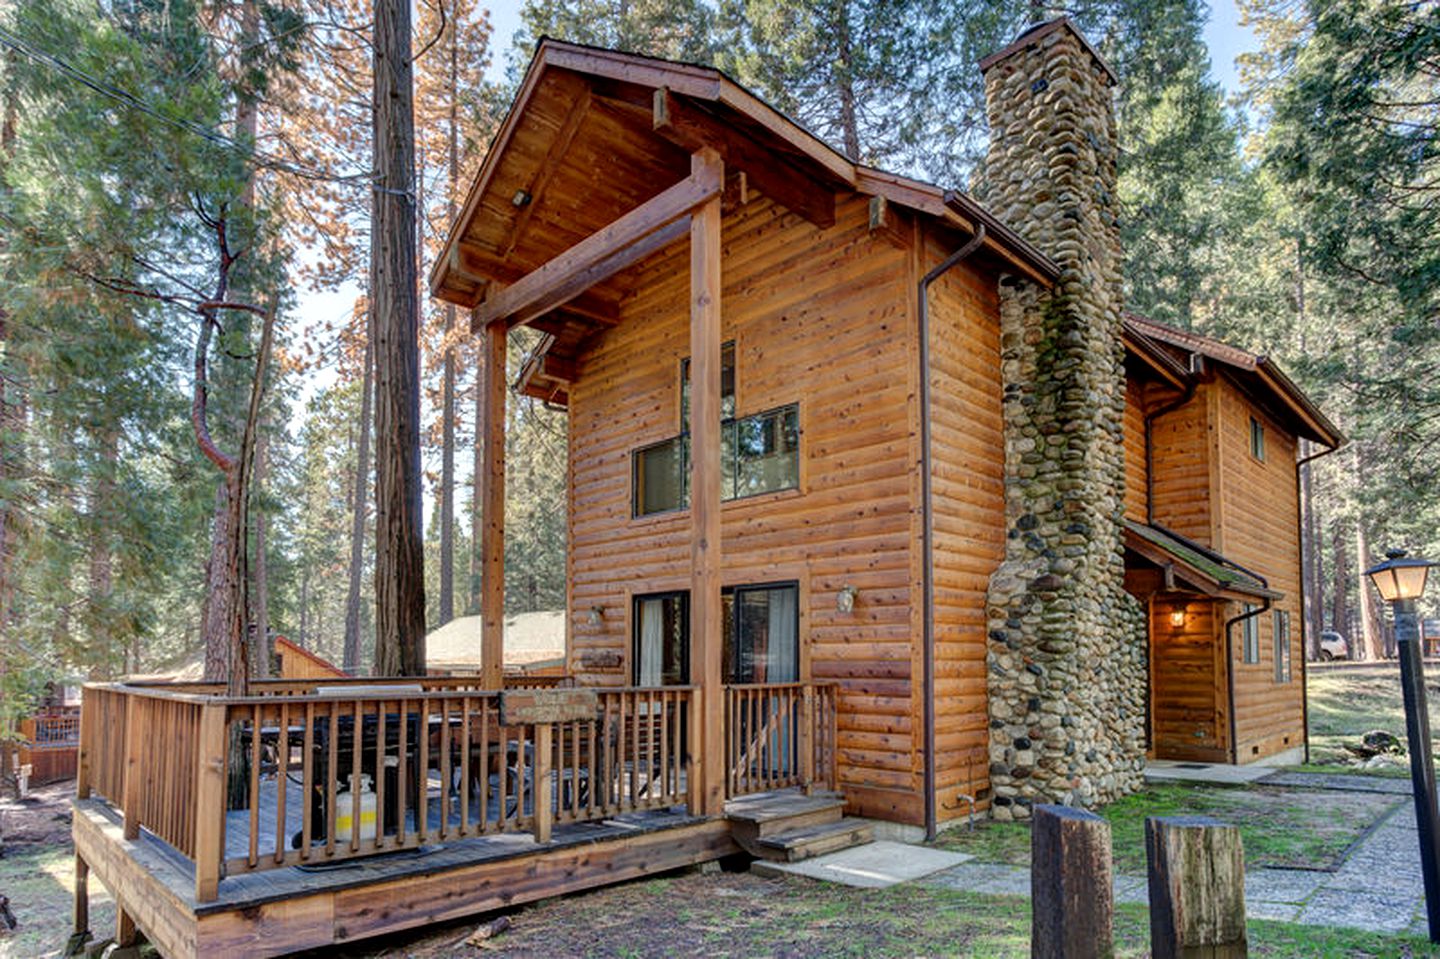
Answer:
[69,18,1340,956]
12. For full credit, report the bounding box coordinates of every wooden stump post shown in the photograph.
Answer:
[1031,804,1114,959]
[1146,816,1248,958]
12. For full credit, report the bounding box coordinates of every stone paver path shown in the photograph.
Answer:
[927,778,1430,936]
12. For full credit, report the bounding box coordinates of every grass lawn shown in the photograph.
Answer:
[0,842,115,959]
[933,783,1400,874]
[1307,665,1424,771]
[339,870,1437,958]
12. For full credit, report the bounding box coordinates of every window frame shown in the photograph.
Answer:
[1249,416,1266,462]
[1242,604,1260,664]
[631,590,691,686]
[630,402,802,517]
[723,580,801,685]
[1273,609,1292,683]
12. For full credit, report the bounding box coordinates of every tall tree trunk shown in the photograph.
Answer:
[0,51,22,644]
[89,428,117,676]
[833,3,861,161]
[1299,444,1323,659]
[343,331,374,674]
[438,14,460,627]
[251,428,270,678]
[371,0,427,676]
[470,357,483,614]
[1356,520,1385,661]
[1331,517,1350,647]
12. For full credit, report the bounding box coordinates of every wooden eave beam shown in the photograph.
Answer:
[452,244,621,323]
[652,88,835,228]
[470,155,723,332]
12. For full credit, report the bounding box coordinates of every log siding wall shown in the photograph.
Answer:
[922,228,1007,822]
[564,193,937,822]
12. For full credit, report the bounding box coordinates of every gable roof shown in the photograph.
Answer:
[1124,314,1344,449]
[429,38,1060,310]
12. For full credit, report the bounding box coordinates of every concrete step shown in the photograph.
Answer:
[754,817,874,862]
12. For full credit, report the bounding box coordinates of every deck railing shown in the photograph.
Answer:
[78,677,696,903]
[724,681,838,797]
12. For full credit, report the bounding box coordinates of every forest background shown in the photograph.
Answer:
[0,0,1436,720]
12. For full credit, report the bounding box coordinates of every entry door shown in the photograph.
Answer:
[1149,597,1226,761]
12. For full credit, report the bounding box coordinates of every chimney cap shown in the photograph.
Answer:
[978,17,1119,86]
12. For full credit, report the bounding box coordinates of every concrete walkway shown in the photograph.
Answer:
[925,781,1430,937]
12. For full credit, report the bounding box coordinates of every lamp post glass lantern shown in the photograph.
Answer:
[1365,548,1440,943]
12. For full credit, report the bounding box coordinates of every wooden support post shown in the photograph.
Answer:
[121,694,141,840]
[1031,804,1114,959]
[689,148,725,817]
[115,903,137,948]
[194,703,228,903]
[799,684,815,794]
[534,723,553,843]
[76,689,93,799]
[480,319,507,691]
[73,854,89,938]
[1146,816,1248,959]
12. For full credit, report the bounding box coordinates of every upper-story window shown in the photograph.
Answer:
[680,341,736,424]
[1250,417,1266,462]
[632,341,799,517]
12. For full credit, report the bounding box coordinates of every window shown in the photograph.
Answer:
[1250,417,1266,461]
[632,404,801,516]
[633,592,689,686]
[1274,610,1292,683]
[1242,605,1260,663]
[633,437,686,516]
[680,341,736,425]
[632,584,800,687]
[723,583,800,684]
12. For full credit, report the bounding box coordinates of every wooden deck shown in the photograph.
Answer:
[76,796,738,957]
[72,678,839,958]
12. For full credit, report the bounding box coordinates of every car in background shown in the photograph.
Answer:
[1319,630,1349,661]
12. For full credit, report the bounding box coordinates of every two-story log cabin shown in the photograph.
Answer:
[70,18,1340,957]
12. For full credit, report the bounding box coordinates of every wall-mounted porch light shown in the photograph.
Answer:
[512,188,532,208]
[836,585,858,614]
[1169,608,1186,628]
[587,605,604,626]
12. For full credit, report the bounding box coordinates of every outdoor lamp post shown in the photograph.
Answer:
[1365,548,1440,943]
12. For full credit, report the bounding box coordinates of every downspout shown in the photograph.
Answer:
[918,223,985,842]
[1295,440,1342,764]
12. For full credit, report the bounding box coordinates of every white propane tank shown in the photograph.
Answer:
[334,773,377,843]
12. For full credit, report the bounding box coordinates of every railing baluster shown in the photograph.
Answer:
[301,702,314,860]
[275,701,289,864]
[496,712,508,832]
[248,703,261,868]
[479,698,490,832]
[460,698,471,835]
[397,697,409,845]
[326,701,337,856]
[350,699,362,854]
[439,696,451,840]
[417,698,431,840]
[374,699,385,846]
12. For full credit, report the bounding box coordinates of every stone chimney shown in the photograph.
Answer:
[978,19,1147,819]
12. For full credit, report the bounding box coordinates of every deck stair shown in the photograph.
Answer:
[724,790,873,863]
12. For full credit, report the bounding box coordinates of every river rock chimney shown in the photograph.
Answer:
[978,19,1147,819]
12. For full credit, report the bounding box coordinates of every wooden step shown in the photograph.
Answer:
[753,818,874,862]
[724,791,845,839]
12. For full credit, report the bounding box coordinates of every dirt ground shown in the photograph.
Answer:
[0,782,115,959]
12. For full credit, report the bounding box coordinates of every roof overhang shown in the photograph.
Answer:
[1124,520,1283,602]
[430,38,1060,309]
